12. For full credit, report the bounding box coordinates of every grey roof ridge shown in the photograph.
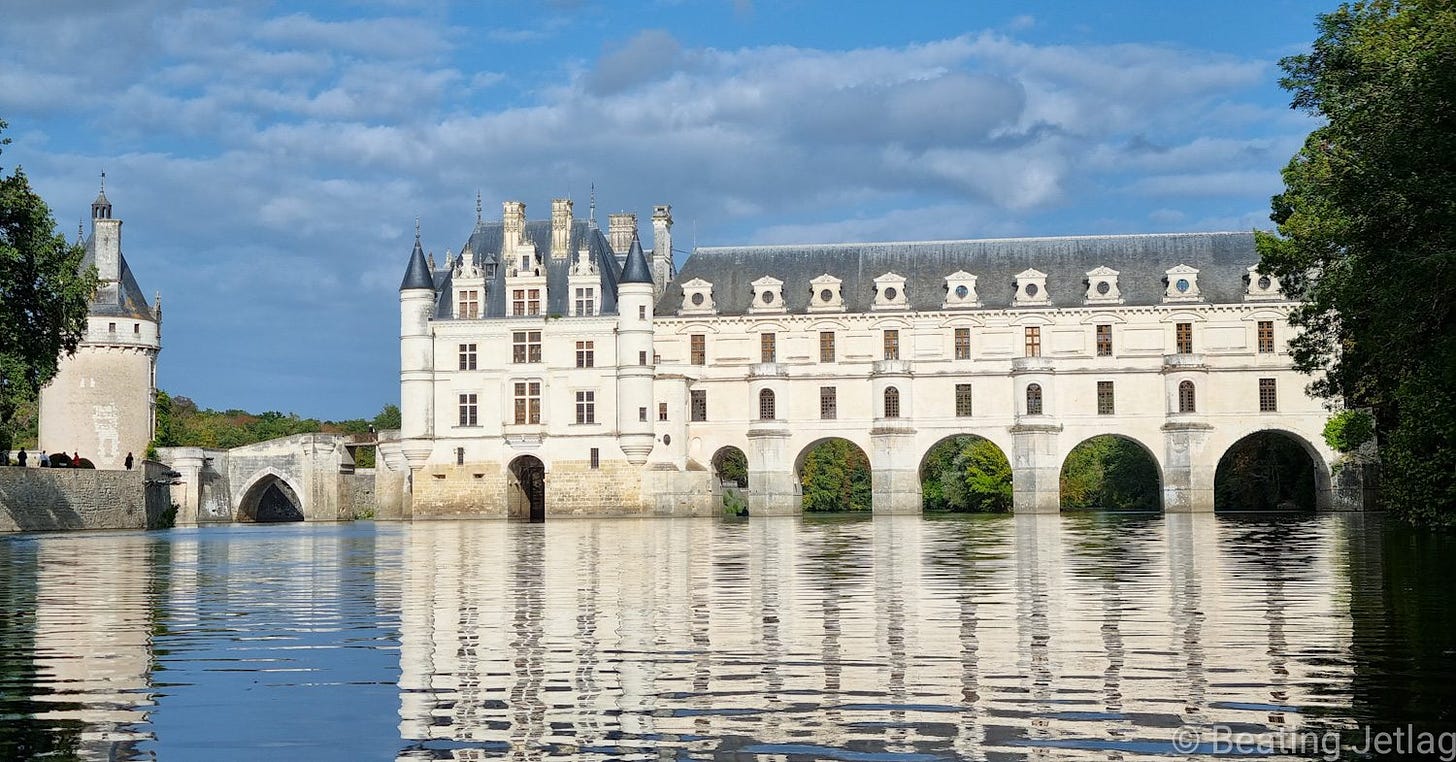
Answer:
[693,230,1254,252]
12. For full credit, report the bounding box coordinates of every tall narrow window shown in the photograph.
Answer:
[884,386,901,418]
[456,447,465,466]
[883,329,900,360]
[639,305,647,320]
[819,331,836,363]
[459,290,479,319]
[458,343,477,371]
[954,328,971,360]
[133,323,140,335]
[512,289,526,316]
[458,393,478,426]
[639,407,648,422]
[527,288,541,316]
[690,390,707,422]
[758,389,776,421]
[1025,326,1042,357]
[1178,380,1196,413]
[820,387,837,420]
[1259,378,1278,412]
[576,340,595,368]
[512,331,542,363]
[658,402,669,421]
[1097,381,1115,415]
[575,391,596,424]
[513,382,541,424]
[955,384,973,417]
[638,350,647,366]
[1257,321,1275,353]
[1026,383,1043,415]
[1176,322,1193,354]
[574,287,596,316]
[1096,324,1112,357]
[761,333,776,363]
[690,334,706,365]
[590,447,600,469]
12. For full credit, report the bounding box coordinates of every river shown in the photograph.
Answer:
[0,513,1452,760]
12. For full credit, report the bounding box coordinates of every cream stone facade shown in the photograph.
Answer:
[39,185,161,470]
[392,199,1358,518]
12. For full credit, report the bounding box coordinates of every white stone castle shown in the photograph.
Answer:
[39,185,160,469]
[387,196,1355,518]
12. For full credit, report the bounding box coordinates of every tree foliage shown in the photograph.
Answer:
[152,391,395,454]
[712,447,748,488]
[1214,433,1318,511]
[800,439,872,512]
[1257,1,1456,522]
[921,436,1012,513]
[1323,408,1376,453]
[1059,436,1161,511]
[0,118,98,453]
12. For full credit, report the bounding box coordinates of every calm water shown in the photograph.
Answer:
[1,513,1453,761]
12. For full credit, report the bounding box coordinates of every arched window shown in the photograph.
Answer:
[1178,380,1196,413]
[884,386,901,418]
[1026,383,1043,415]
[758,389,776,421]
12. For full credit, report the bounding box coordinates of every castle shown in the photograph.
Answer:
[38,185,160,470]
[387,196,1354,518]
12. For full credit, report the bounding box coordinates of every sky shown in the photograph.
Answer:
[0,0,1332,420]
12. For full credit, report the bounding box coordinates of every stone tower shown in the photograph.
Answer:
[615,232,656,465]
[39,182,162,469]
[397,227,436,478]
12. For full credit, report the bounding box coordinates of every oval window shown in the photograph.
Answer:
[762,291,775,304]
[954,284,969,299]
[1025,283,1039,297]
[690,292,704,306]
[1096,281,1110,295]
[662,434,671,445]
[820,288,833,302]
[884,287,898,301]
[1176,278,1190,293]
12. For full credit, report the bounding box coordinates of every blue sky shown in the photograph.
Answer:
[0,0,1330,420]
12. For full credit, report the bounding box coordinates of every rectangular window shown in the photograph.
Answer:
[1096,324,1112,357]
[133,323,140,335]
[1176,322,1193,354]
[590,447,599,469]
[955,384,973,417]
[1258,321,1275,353]
[459,290,479,319]
[820,387,837,420]
[761,332,776,363]
[690,334,706,365]
[1097,381,1115,415]
[527,288,541,316]
[574,287,595,316]
[108,322,116,332]
[458,393,478,427]
[639,406,648,422]
[1259,378,1278,412]
[639,350,648,366]
[456,447,464,466]
[575,340,594,368]
[883,329,900,360]
[819,331,835,363]
[658,402,668,422]
[513,382,541,424]
[1025,326,1041,357]
[690,390,707,422]
[512,331,542,363]
[512,289,526,317]
[575,391,595,424]
[954,328,971,360]
[458,343,477,371]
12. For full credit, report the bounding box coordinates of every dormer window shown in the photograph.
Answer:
[943,271,981,309]
[808,274,843,313]
[1014,269,1050,306]
[1244,265,1283,301]
[1163,265,1202,302]
[1084,266,1122,305]
[872,272,908,311]
[679,278,715,315]
[749,276,785,314]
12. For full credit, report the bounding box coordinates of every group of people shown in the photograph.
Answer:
[1,449,134,469]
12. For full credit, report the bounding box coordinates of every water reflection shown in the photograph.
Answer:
[1,514,1454,759]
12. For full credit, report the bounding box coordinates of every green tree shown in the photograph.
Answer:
[372,404,401,431]
[0,119,98,453]
[1060,436,1161,511]
[922,436,1012,513]
[1257,1,1456,522]
[800,439,872,512]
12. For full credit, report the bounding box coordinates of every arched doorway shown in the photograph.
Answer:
[795,438,872,513]
[237,475,304,523]
[1214,431,1320,512]
[508,455,546,522]
[1059,435,1162,512]
[919,435,1012,513]
[711,446,749,516]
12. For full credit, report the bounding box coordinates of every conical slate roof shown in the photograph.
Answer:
[619,232,652,284]
[399,236,434,291]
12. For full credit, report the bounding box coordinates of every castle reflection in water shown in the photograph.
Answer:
[0,515,1370,760]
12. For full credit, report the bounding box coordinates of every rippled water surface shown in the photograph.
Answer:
[1,513,1453,760]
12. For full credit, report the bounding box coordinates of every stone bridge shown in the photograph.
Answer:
[159,434,376,525]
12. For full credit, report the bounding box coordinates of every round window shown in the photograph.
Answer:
[1176,278,1190,293]
[954,284,969,299]
[884,287,898,301]
[1025,283,1039,297]
[1096,281,1110,295]
[820,288,833,302]
[662,434,671,446]
[1258,275,1272,290]
[690,292,704,306]
[762,291,775,304]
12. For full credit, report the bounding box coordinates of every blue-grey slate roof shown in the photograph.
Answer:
[81,234,153,319]
[619,233,653,284]
[655,231,1266,315]
[431,219,623,319]
[399,237,434,291]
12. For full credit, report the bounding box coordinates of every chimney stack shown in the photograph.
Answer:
[550,198,573,259]
[651,205,674,298]
[502,201,526,244]
[608,212,637,254]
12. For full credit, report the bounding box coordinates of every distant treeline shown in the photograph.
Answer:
[151,391,399,467]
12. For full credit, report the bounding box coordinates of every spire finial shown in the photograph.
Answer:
[475,191,482,223]
[99,170,105,192]
[589,183,596,224]
[414,216,421,240]
[77,219,83,243]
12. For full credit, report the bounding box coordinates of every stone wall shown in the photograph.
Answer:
[339,470,377,519]
[0,464,170,532]
[409,457,651,519]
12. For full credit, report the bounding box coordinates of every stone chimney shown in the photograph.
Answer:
[608,212,637,254]
[502,201,526,244]
[651,204,673,297]
[550,198,573,259]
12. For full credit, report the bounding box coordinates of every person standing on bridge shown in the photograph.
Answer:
[124,452,134,470]
[39,451,49,468]
[16,449,27,468]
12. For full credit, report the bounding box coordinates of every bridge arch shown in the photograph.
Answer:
[794,437,872,512]
[235,467,307,523]
[1214,428,1329,512]
[507,454,546,522]
[918,433,1013,513]
[1058,433,1164,512]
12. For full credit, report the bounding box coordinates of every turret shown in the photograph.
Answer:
[399,226,436,469]
[616,233,655,465]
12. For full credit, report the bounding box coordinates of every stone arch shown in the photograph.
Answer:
[507,455,546,522]
[1058,434,1164,512]
[793,437,872,513]
[235,467,306,523]
[710,445,749,489]
[918,434,1013,513]
[1214,428,1329,512]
